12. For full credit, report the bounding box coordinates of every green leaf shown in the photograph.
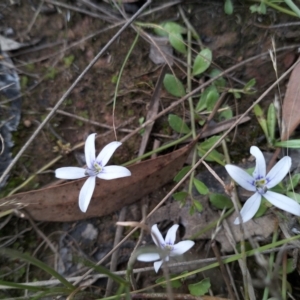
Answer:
[169,32,186,54]
[250,2,266,14]
[168,114,191,134]
[193,199,203,212]
[236,241,253,253]
[218,105,233,121]
[163,21,187,34]
[209,193,233,209]
[174,165,192,182]
[173,191,189,201]
[249,4,259,13]
[193,178,209,195]
[209,69,226,88]
[153,24,169,37]
[206,89,219,111]
[284,0,300,18]
[287,192,300,204]
[198,148,225,165]
[278,258,296,274]
[154,21,186,37]
[253,104,269,139]
[156,276,182,288]
[195,96,207,112]
[233,91,241,98]
[224,0,233,14]
[63,54,75,67]
[287,173,300,191]
[200,136,222,150]
[163,74,185,97]
[244,78,256,90]
[267,103,276,142]
[254,198,268,218]
[192,49,212,76]
[188,278,211,296]
[274,139,300,148]
[196,85,218,112]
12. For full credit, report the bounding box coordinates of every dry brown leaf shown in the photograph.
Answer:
[0,142,195,222]
[281,60,300,140]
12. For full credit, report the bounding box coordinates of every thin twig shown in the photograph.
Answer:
[105,207,127,296]
[211,241,236,300]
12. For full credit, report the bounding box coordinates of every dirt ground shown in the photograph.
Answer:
[1,0,300,299]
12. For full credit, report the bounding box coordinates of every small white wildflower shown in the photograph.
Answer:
[137,224,195,273]
[225,146,300,224]
[55,133,131,213]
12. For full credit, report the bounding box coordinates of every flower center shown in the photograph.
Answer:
[84,161,102,176]
[255,178,268,195]
[164,243,174,254]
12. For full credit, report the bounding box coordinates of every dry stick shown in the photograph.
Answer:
[0,0,152,186]
[23,0,45,36]
[129,200,149,290]
[138,64,167,158]
[225,262,240,300]
[105,207,127,297]
[46,109,173,139]
[74,58,300,286]
[46,108,135,132]
[211,241,236,300]
[45,0,118,22]
[222,217,256,300]
[80,0,120,21]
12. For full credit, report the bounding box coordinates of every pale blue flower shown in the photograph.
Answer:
[137,224,195,273]
[225,146,300,224]
[55,133,131,213]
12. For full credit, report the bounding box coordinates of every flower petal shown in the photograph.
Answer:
[165,224,179,245]
[171,240,195,256]
[225,165,256,191]
[96,141,122,167]
[234,192,261,224]
[85,133,96,169]
[79,176,96,213]
[264,191,300,216]
[151,224,165,247]
[154,260,163,273]
[97,166,131,180]
[137,253,160,262]
[250,146,266,179]
[266,156,291,189]
[55,167,86,179]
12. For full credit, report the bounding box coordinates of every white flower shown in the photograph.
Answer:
[225,146,300,224]
[55,133,131,213]
[137,224,195,273]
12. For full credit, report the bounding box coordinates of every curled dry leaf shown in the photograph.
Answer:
[0,142,195,222]
[281,60,300,140]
